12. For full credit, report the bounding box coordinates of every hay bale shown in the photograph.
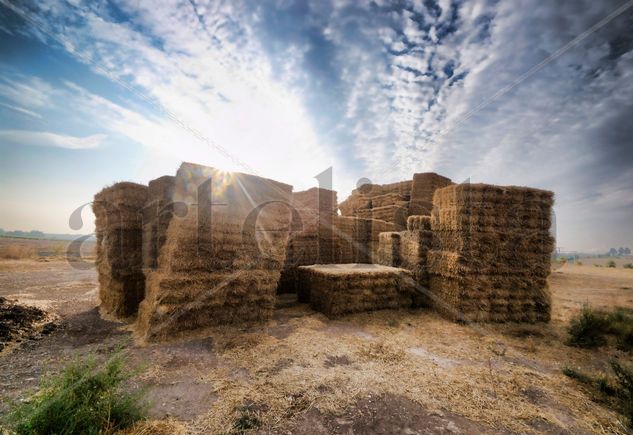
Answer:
[376,232,401,267]
[428,183,554,323]
[136,163,293,342]
[338,195,371,216]
[399,229,434,307]
[370,205,408,229]
[143,176,176,270]
[296,264,415,316]
[410,173,453,216]
[407,215,431,231]
[93,182,148,320]
[371,192,408,208]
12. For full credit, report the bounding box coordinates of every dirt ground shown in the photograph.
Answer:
[1,260,632,434]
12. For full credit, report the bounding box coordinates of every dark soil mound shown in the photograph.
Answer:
[0,296,49,352]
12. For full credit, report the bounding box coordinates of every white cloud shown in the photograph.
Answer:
[0,130,106,149]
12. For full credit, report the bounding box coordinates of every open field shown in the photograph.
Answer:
[573,257,633,268]
[0,236,95,260]
[1,260,632,434]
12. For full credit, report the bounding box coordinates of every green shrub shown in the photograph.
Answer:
[566,306,610,348]
[607,260,617,268]
[5,352,146,434]
[566,306,633,351]
[624,263,633,269]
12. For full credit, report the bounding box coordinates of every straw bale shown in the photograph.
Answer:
[376,232,401,267]
[370,205,408,229]
[410,173,453,209]
[428,276,551,323]
[136,269,279,341]
[352,183,384,197]
[143,176,177,270]
[407,200,434,217]
[93,182,148,320]
[407,215,431,231]
[432,184,554,209]
[432,230,555,256]
[296,264,415,316]
[380,180,412,197]
[370,192,408,208]
[292,187,337,213]
[338,195,371,216]
[427,250,551,278]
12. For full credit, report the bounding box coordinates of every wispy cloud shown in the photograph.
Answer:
[0,130,106,149]
[0,101,42,118]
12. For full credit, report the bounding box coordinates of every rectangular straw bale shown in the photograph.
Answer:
[427,250,551,278]
[408,200,434,217]
[380,180,413,198]
[371,205,408,229]
[407,215,431,231]
[143,176,176,270]
[376,232,401,267]
[433,184,554,209]
[410,173,453,204]
[428,276,551,323]
[338,195,372,216]
[137,269,279,341]
[296,264,415,316]
[370,193,408,208]
[432,230,555,256]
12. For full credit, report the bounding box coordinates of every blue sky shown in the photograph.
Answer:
[0,0,632,252]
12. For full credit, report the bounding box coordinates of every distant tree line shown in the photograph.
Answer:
[0,228,45,239]
[607,247,631,257]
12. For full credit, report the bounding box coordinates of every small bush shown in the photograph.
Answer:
[607,260,617,268]
[566,306,610,348]
[576,261,583,266]
[624,263,633,269]
[566,306,633,351]
[5,352,146,434]
[594,264,602,268]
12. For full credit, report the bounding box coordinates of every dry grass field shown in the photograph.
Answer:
[1,259,632,434]
[0,237,95,260]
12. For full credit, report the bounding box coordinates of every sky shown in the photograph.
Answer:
[0,0,632,252]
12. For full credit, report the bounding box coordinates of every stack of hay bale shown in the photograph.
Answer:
[136,163,293,341]
[142,176,176,270]
[376,215,433,307]
[409,172,453,216]
[93,182,148,320]
[428,184,554,322]
[277,188,336,294]
[338,181,411,228]
[339,176,453,229]
[296,264,415,316]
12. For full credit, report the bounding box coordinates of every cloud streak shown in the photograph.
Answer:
[0,130,106,149]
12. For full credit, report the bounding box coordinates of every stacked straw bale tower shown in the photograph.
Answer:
[93,182,148,319]
[428,184,554,322]
[135,163,293,341]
